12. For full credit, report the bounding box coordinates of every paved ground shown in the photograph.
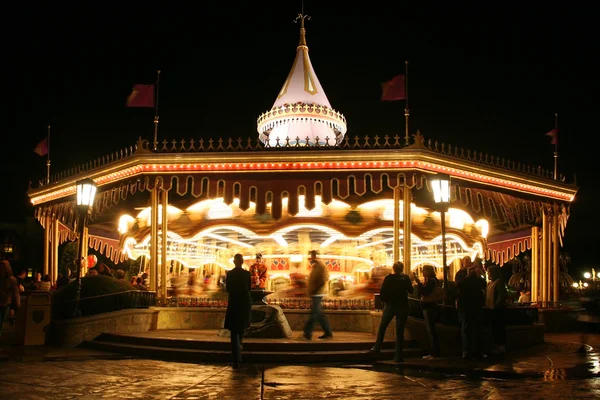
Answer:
[0,333,599,399]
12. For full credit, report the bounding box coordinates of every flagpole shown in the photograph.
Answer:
[153,70,161,151]
[46,125,51,184]
[553,112,558,180]
[404,60,410,145]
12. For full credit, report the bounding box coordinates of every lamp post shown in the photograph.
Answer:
[430,174,451,294]
[74,178,97,316]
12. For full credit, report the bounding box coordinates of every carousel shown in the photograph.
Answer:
[28,15,577,307]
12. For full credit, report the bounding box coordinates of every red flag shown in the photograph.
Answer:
[34,137,48,156]
[381,74,406,101]
[126,84,155,107]
[546,128,558,145]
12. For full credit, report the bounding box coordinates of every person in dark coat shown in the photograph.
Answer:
[370,261,414,362]
[414,265,441,359]
[457,266,487,359]
[224,253,253,368]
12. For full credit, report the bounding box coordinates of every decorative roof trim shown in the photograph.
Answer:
[35,174,552,238]
[487,229,532,266]
[54,221,128,263]
[28,152,577,206]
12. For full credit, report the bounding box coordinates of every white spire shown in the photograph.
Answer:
[257,13,347,147]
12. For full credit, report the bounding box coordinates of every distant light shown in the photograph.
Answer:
[584,272,591,279]
[572,283,579,288]
[583,282,589,288]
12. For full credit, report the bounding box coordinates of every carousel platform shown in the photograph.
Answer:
[80,329,423,363]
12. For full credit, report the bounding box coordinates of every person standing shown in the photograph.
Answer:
[224,254,253,368]
[486,266,508,355]
[457,266,487,359]
[454,256,472,285]
[249,253,268,290]
[370,261,414,362]
[414,265,441,359]
[0,260,21,335]
[303,250,333,340]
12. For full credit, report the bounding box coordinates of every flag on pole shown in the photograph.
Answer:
[34,137,49,156]
[126,84,155,107]
[381,74,406,101]
[546,128,558,145]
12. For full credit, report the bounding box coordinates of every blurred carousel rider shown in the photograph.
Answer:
[249,253,268,290]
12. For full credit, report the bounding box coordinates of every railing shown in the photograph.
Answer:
[53,290,156,319]
[516,301,584,309]
[38,132,568,187]
[159,296,375,310]
[161,297,228,308]
[268,298,374,310]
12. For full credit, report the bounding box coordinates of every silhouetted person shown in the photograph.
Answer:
[457,266,487,359]
[486,266,507,354]
[414,265,441,359]
[371,261,414,362]
[224,253,252,368]
[0,260,21,334]
[95,263,113,277]
[56,269,71,290]
[455,256,472,285]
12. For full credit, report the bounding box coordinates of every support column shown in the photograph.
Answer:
[530,226,539,303]
[552,210,560,305]
[82,227,89,276]
[402,185,412,275]
[43,215,51,277]
[393,186,401,263]
[51,218,59,283]
[150,186,159,292]
[160,188,168,299]
[541,209,549,304]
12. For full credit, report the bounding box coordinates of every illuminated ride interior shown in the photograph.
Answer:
[119,195,488,287]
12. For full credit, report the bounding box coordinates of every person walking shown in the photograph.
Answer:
[370,261,414,362]
[224,254,253,368]
[303,250,333,340]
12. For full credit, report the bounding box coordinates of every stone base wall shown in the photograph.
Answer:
[281,309,372,333]
[51,307,550,351]
[50,309,159,347]
[404,317,545,356]
[156,308,226,330]
[154,307,372,333]
[538,308,584,332]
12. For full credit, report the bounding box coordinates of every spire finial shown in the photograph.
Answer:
[294,1,310,47]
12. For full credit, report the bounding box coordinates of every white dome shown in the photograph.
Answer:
[257,20,347,147]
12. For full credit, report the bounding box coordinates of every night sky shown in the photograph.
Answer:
[4,3,598,272]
